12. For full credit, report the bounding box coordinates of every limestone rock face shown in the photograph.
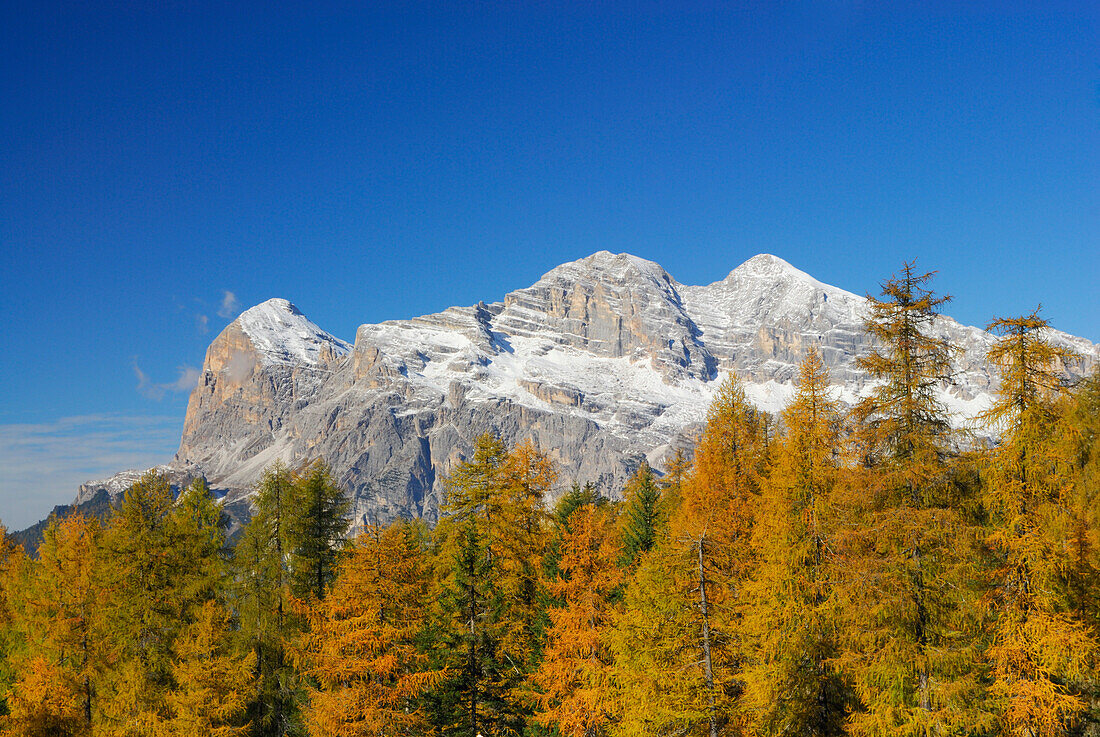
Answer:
[80,252,1099,528]
[75,462,205,506]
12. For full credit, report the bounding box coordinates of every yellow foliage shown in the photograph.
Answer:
[980,311,1095,736]
[531,505,621,737]
[164,601,254,737]
[742,348,850,736]
[299,522,440,737]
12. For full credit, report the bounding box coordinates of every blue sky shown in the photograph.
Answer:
[1,1,1097,528]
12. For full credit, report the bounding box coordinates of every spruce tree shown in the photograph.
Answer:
[235,462,301,737]
[618,462,664,569]
[428,433,552,737]
[286,461,350,602]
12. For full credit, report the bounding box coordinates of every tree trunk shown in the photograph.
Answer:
[698,536,719,737]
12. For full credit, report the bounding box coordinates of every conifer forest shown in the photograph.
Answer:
[3,265,1100,737]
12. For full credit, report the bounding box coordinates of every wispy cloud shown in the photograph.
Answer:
[196,313,209,334]
[133,361,202,400]
[0,414,180,530]
[218,290,240,319]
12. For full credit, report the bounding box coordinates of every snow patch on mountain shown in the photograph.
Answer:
[237,298,351,366]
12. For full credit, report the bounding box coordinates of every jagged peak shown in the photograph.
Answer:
[235,298,350,366]
[540,250,674,286]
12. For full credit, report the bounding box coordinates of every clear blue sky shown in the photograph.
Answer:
[1,1,1097,528]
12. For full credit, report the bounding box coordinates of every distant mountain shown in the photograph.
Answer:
[36,252,1100,536]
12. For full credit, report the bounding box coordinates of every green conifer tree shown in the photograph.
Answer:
[618,462,664,569]
[427,433,552,737]
[234,462,302,737]
[286,461,350,602]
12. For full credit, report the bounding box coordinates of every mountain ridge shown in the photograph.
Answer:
[43,252,1100,534]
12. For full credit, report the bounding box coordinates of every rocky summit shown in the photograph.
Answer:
[84,253,1100,527]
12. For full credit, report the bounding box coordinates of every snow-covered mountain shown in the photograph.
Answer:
[92,253,1100,526]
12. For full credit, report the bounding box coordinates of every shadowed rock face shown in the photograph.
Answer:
[84,252,1100,528]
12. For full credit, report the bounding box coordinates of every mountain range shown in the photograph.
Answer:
[36,252,1100,538]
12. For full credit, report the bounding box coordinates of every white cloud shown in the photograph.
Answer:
[134,362,202,400]
[196,313,209,334]
[0,414,180,530]
[169,366,202,393]
[218,290,240,319]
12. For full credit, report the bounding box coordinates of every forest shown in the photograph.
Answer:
[1,264,1099,737]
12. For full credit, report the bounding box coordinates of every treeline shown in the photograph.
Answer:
[2,264,1100,737]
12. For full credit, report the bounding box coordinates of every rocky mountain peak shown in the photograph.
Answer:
[540,250,675,288]
[236,298,351,366]
[729,252,805,279]
[75,251,1099,533]
[496,251,712,382]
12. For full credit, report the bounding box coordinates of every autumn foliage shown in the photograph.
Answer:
[1,264,1099,737]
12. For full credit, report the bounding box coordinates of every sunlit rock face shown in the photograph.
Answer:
[97,253,1100,527]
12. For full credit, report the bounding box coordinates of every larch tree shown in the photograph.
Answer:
[615,373,766,737]
[428,433,552,737]
[0,523,21,721]
[104,475,236,736]
[660,448,692,517]
[1061,373,1100,735]
[165,601,255,737]
[545,482,602,585]
[498,439,554,688]
[841,262,989,736]
[742,348,851,736]
[979,309,1094,737]
[95,471,186,733]
[608,545,710,737]
[2,514,100,737]
[531,503,622,737]
[298,520,440,737]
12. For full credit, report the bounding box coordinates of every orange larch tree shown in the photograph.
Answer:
[531,504,622,737]
[299,520,439,737]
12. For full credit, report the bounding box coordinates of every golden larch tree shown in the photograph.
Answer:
[2,514,100,737]
[841,262,989,736]
[531,504,622,737]
[299,520,439,737]
[742,348,851,736]
[979,309,1094,737]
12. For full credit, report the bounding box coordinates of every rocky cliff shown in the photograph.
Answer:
[89,253,1100,527]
